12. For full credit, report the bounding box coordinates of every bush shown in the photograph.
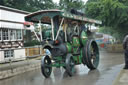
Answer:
[24,40,41,47]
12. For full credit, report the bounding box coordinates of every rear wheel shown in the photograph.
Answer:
[82,39,99,70]
[65,54,75,76]
[41,55,52,78]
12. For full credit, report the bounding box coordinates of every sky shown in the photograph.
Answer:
[53,0,88,4]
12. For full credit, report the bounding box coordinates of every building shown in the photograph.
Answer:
[0,6,29,63]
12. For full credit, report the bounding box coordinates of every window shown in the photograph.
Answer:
[17,30,22,40]
[10,30,16,40]
[1,29,23,41]
[3,29,9,40]
[4,50,14,58]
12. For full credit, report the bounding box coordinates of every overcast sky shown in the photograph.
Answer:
[53,0,88,4]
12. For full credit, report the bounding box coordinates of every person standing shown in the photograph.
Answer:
[123,35,128,69]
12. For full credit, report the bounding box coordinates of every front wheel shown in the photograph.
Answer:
[41,55,52,78]
[82,39,99,70]
[65,54,75,76]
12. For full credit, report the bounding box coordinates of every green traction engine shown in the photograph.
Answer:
[25,9,101,78]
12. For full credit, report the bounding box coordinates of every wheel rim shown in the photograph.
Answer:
[41,55,52,78]
[90,46,96,63]
[44,58,51,75]
[70,57,75,73]
[66,54,75,76]
[82,40,99,69]
[89,41,99,68]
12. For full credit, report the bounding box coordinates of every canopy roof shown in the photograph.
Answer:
[25,9,102,24]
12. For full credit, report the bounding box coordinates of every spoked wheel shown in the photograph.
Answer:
[82,39,99,70]
[41,55,52,78]
[65,54,75,76]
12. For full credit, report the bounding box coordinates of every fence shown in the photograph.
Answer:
[25,46,45,58]
[0,45,45,63]
[106,44,124,53]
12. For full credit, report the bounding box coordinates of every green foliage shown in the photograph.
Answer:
[85,2,102,19]
[0,0,57,12]
[86,0,128,40]
[59,0,85,11]
[0,0,86,13]
[24,40,41,47]
[98,27,124,40]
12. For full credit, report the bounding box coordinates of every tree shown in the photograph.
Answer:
[85,0,128,40]
[59,0,85,11]
[0,0,4,5]
[0,0,56,12]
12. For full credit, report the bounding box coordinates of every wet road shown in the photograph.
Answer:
[0,51,124,85]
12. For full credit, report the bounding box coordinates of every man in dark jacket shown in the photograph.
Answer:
[123,35,128,69]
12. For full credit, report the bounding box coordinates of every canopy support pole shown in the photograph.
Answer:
[51,18,55,40]
[55,18,64,40]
